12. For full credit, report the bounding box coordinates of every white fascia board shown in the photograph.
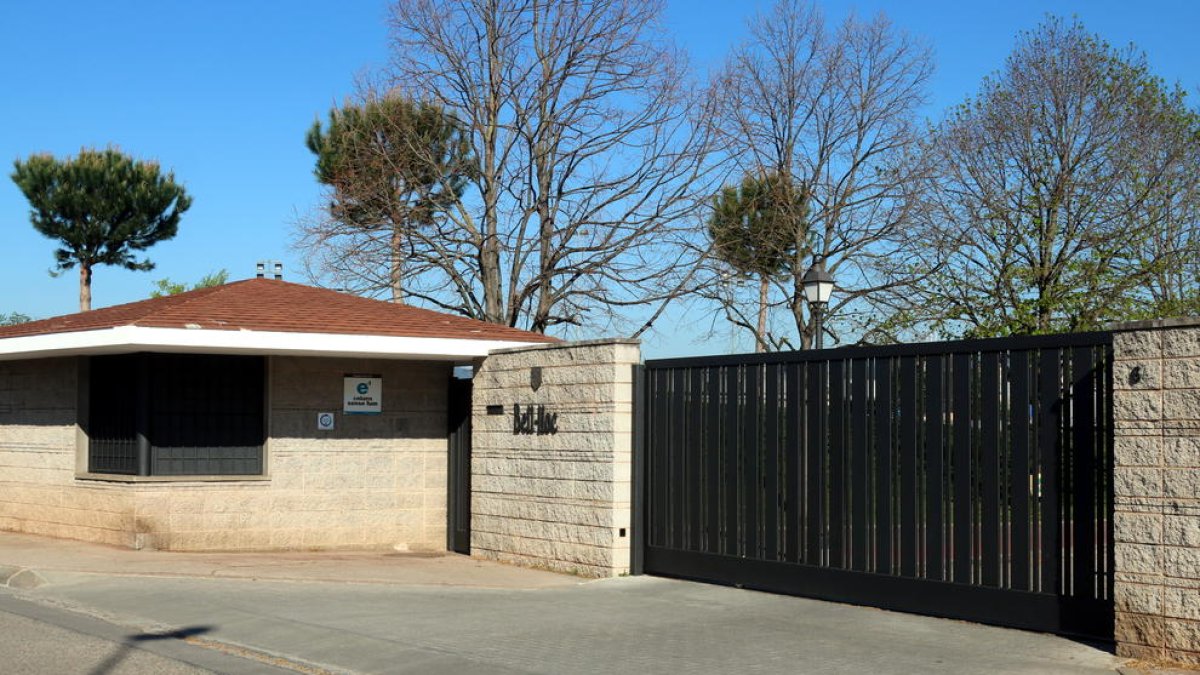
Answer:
[0,326,544,361]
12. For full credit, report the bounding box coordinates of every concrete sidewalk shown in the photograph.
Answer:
[0,532,579,590]
[0,532,1129,674]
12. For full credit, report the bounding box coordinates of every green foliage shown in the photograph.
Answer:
[707,172,805,279]
[0,312,31,326]
[11,148,191,275]
[10,147,191,310]
[917,16,1200,338]
[307,96,473,231]
[149,269,228,298]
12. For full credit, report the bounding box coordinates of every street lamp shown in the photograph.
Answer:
[801,261,835,349]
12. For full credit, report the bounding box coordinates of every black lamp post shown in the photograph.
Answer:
[801,261,835,349]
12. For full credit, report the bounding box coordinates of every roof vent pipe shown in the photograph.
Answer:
[273,262,283,280]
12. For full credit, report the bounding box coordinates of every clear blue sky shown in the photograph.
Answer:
[2,1,1198,358]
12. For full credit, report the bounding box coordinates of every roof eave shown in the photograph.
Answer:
[0,326,546,362]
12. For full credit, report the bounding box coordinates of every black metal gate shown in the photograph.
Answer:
[640,332,1114,640]
[447,377,473,555]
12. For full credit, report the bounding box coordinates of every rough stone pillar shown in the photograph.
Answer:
[1112,320,1200,665]
[471,339,640,577]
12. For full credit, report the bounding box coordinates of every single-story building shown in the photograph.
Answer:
[0,277,555,552]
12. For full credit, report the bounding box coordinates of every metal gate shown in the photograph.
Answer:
[639,332,1114,640]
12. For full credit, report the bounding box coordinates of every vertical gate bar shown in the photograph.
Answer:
[655,368,669,550]
[1009,350,1032,591]
[1039,349,1063,595]
[1059,349,1073,595]
[649,368,665,548]
[805,360,825,566]
[645,369,657,549]
[875,358,894,574]
[1102,343,1115,602]
[665,368,678,550]
[724,364,740,556]
[764,364,782,562]
[743,364,762,559]
[136,355,151,477]
[899,356,919,577]
[785,362,802,563]
[981,352,1002,586]
[852,358,870,572]
[1072,346,1098,599]
[671,368,687,551]
[925,354,946,581]
[997,352,1009,589]
[952,353,973,585]
[663,369,675,550]
[631,364,646,574]
[829,359,846,569]
[688,367,705,552]
[706,366,722,554]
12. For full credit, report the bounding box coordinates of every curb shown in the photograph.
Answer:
[0,564,46,590]
[1118,666,1200,675]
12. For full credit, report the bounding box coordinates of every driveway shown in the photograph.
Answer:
[4,571,1120,674]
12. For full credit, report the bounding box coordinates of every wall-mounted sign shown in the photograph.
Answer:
[344,375,382,415]
[317,412,335,430]
[513,403,558,435]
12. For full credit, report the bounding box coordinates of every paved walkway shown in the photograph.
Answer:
[0,532,576,589]
[0,533,1124,674]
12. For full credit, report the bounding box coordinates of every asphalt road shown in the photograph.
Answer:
[3,573,1121,675]
[0,591,297,675]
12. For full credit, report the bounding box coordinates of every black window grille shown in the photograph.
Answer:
[87,355,140,475]
[86,353,265,476]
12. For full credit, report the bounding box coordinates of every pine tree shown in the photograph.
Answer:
[306,95,473,304]
[708,172,806,351]
[11,148,192,311]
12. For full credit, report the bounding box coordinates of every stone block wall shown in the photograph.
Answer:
[1112,321,1200,666]
[0,357,134,546]
[471,339,640,577]
[0,355,451,552]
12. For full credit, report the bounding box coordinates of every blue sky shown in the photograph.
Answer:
[2,0,1198,358]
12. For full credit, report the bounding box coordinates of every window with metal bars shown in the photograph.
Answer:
[86,353,266,476]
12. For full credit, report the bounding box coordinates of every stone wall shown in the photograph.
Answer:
[0,355,451,552]
[0,357,133,546]
[1112,321,1200,666]
[471,339,640,577]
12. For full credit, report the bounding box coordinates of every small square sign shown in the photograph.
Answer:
[316,412,335,431]
[344,375,382,415]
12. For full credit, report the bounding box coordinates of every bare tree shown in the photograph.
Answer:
[911,17,1200,337]
[704,0,934,349]
[366,0,710,333]
[1129,121,1200,321]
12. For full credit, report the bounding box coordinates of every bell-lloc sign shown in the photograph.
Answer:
[343,374,382,414]
[513,403,557,435]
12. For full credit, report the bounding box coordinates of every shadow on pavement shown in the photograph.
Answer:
[88,625,213,675]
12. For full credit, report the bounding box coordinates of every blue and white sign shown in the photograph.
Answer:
[316,412,335,430]
[343,375,382,415]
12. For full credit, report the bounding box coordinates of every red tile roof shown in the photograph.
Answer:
[0,279,559,344]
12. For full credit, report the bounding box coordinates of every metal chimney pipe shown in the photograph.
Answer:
[273,262,283,281]
[256,262,265,279]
